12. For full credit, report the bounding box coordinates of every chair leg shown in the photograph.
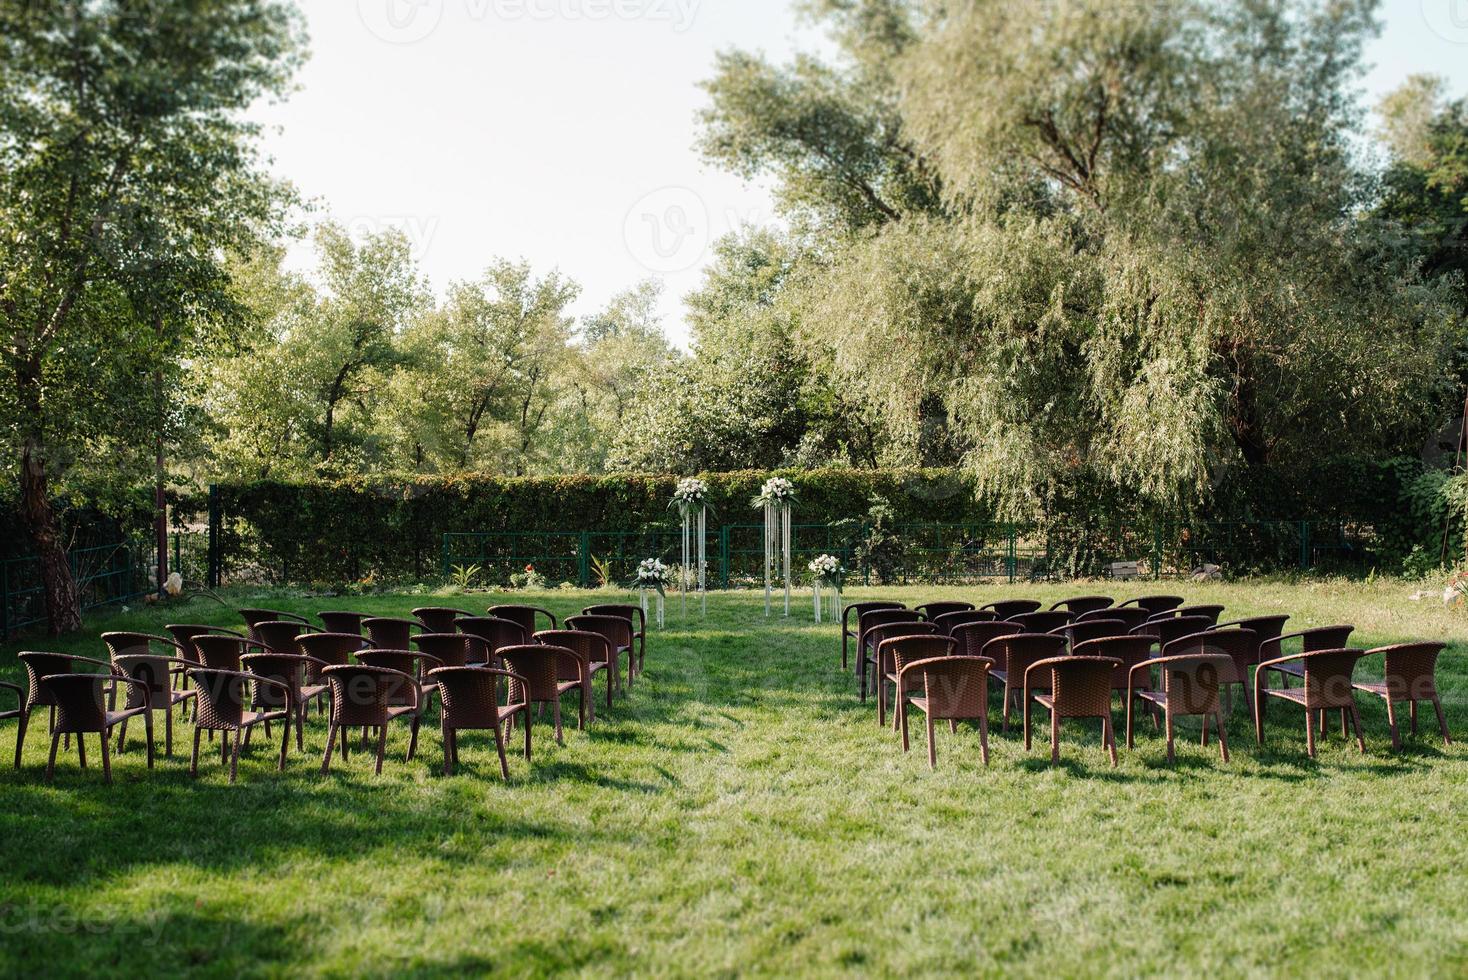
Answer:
[877,677,886,728]
[1004,684,1014,734]
[1126,696,1135,750]
[375,725,387,775]
[1349,703,1366,754]
[1216,709,1230,762]
[144,712,154,770]
[77,733,87,769]
[552,699,563,745]
[1254,692,1266,746]
[1305,709,1317,758]
[925,714,936,770]
[191,728,202,777]
[1165,707,1176,765]
[277,716,289,771]
[899,697,909,752]
[1431,696,1450,745]
[296,703,306,752]
[1103,715,1118,767]
[1023,694,1032,751]
[164,707,173,758]
[442,727,456,777]
[978,708,990,766]
[1410,700,1419,736]
[116,718,127,753]
[1385,698,1401,750]
[408,715,420,761]
[229,736,241,783]
[222,731,230,766]
[13,707,28,769]
[523,709,533,760]
[1340,707,1348,740]
[493,722,510,779]
[98,733,111,784]
[46,730,61,781]
[1201,712,1209,748]
[321,722,338,774]
[1050,711,1060,765]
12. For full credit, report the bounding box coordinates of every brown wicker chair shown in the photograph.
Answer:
[840,601,905,670]
[1009,610,1073,633]
[565,615,634,692]
[931,609,998,635]
[1049,595,1114,616]
[412,607,474,634]
[877,634,956,729]
[295,632,367,714]
[1165,628,1258,719]
[858,619,933,703]
[856,608,924,687]
[188,667,293,781]
[488,604,558,636]
[102,632,196,757]
[411,633,473,670]
[319,664,423,775]
[1056,618,1131,649]
[897,656,995,768]
[1078,606,1151,630]
[1023,655,1123,766]
[498,644,584,744]
[1074,635,1156,711]
[362,617,420,652]
[0,680,20,755]
[1253,648,1368,757]
[194,634,253,671]
[536,629,617,716]
[428,666,531,777]
[1352,643,1450,749]
[240,608,313,640]
[1173,604,1225,625]
[1118,595,1184,615]
[1215,614,1289,647]
[582,604,646,674]
[1258,626,1355,689]
[951,620,1021,659]
[1135,616,1216,652]
[979,599,1042,619]
[241,652,330,753]
[38,671,154,783]
[356,649,445,714]
[913,601,975,622]
[317,610,370,635]
[984,633,1067,732]
[457,616,528,667]
[1126,651,1232,763]
[14,651,112,768]
[165,623,247,705]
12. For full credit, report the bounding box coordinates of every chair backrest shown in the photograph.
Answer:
[429,667,514,729]
[1217,615,1289,643]
[536,629,611,681]
[356,650,439,704]
[1059,619,1131,648]
[1078,606,1151,629]
[489,605,558,634]
[1174,604,1224,625]
[1137,616,1215,650]
[363,617,417,651]
[1074,634,1155,688]
[1296,649,1368,709]
[913,601,975,622]
[498,645,565,702]
[983,633,1067,682]
[858,609,921,648]
[1040,656,1121,718]
[564,615,633,653]
[17,652,106,709]
[842,601,906,636]
[931,609,998,635]
[880,634,956,675]
[1121,595,1185,614]
[41,673,114,733]
[412,633,472,669]
[239,608,310,639]
[1164,628,1257,681]
[166,624,245,664]
[189,668,249,730]
[1009,610,1072,633]
[317,611,369,635]
[296,631,366,668]
[252,620,309,654]
[412,607,471,634]
[101,631,177,659]
[980,599,1042,619]
[321,664,409,727]
[583,604,644,634]
[863,622,938,664]
[194,634,250,671]
[457,616,528,664]
[951,620,1021,658]
[111,653,176,710]
[913,656,992,720]
[1150,653,1231,716]
[241,652,305,708]
[1372,642,1446,701]
[1050,595,1114,615]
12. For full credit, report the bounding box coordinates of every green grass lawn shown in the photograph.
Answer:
[0,579,1465,976]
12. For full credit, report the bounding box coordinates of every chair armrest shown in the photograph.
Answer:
[1255,651,1304,673]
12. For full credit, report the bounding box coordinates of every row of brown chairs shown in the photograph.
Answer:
[8,602,647,784]
[845,599,1451,767]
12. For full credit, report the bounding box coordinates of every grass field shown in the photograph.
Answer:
[0,579,1465,976]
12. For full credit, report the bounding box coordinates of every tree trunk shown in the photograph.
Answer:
[154,367,168,593]
[19,438,82,635]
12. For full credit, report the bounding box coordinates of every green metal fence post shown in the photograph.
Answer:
[206,483,221,589]
[441,534,451,580]
[1299,521,1310,571]
[579,532,591,588]
[1153,525,1163,580]
[1007,525,1017,584]
[720,525,730,590]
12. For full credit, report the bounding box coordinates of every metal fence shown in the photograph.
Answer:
[1,542,151,641]
[441,519,1378,590]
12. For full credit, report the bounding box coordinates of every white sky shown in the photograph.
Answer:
[254,0,1468,348]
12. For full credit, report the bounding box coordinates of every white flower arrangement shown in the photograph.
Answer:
[634,557,671,595]
[671,477,709,507]
[808,553,845,588]
[752,476,797,508]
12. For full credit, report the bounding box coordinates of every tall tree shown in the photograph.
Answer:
[0,0,304,631]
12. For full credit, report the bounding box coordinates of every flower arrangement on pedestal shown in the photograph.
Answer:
[670,477,709,616]
[752,477,796,617]
[633,557,671,628]
[808,554,845,623]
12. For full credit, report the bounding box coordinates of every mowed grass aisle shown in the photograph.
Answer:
[0,581,1465,976]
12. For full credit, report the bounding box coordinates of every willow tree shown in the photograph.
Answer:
[0,0,304,631]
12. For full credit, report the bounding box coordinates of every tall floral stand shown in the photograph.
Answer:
[764,500,791,617]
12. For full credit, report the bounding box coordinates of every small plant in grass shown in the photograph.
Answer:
[509,563,547,590]
[1445,568,1468,609]
[590,554,614,589]
[448,563,482,592]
